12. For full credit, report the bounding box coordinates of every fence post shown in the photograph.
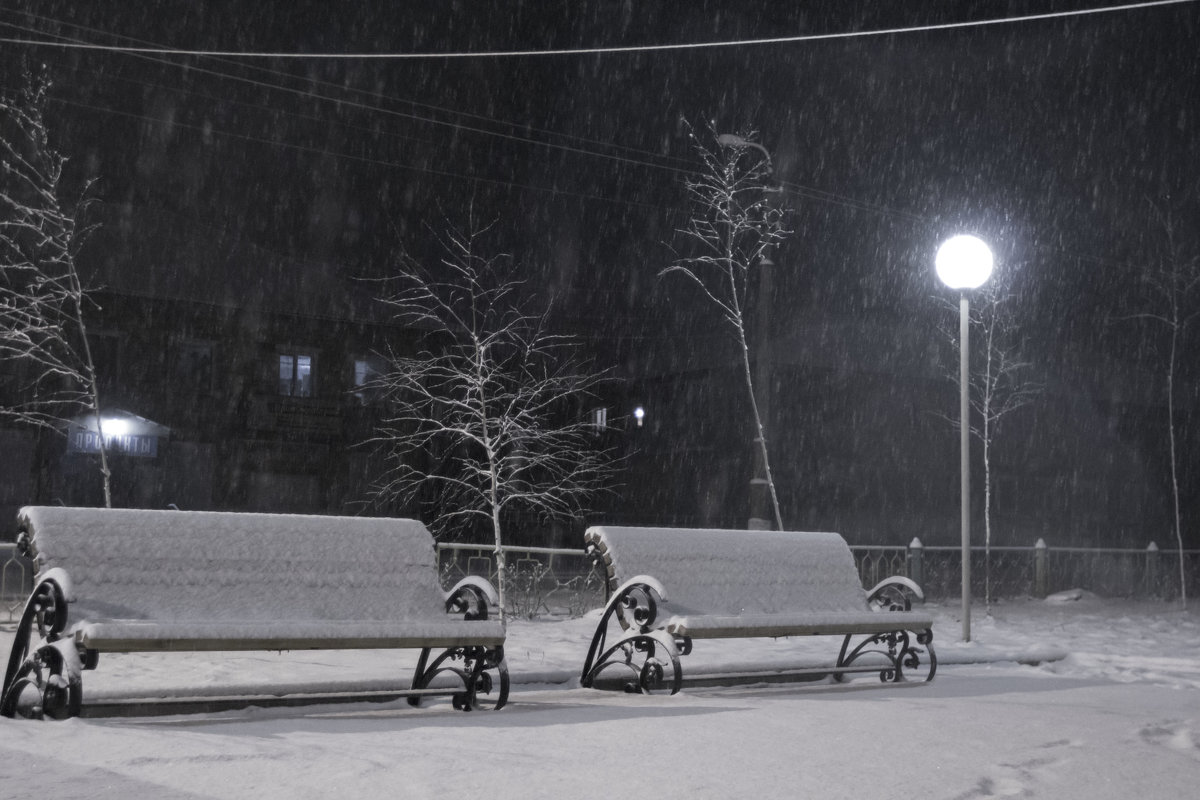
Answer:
[1034,538,1048,598]
[907,537,924,589]
[1145,542,1159,598]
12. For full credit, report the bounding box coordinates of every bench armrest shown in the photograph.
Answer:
[445,576,500,620]
[866,576,924,611]
[604,574,668,631]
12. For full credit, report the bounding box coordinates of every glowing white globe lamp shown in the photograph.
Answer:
[936,234,993,290]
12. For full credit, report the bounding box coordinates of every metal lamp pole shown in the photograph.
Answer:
[957,291,972,641]
[936,235,993,642]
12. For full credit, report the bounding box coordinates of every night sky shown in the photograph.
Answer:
[2,1,1198,544]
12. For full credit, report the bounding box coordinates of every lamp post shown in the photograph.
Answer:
[716,133,775,168]
[935,234,993,642]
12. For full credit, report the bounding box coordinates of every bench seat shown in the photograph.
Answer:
[580,525,936,694]
[663,610,933,639]
[2,507,508,719]
[74,619,505,652]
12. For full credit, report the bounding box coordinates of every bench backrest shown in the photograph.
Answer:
[19,506,449,624]
[585,526,869,616]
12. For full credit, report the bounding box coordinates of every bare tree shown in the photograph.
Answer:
[1122,201,1199,609]
[662,124,790,530]
[940,286,1040,610]
[367,218,615,624]
[1,67,111,507]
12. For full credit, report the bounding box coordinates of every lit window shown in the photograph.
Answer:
[352,356,384,404]
[592,406,608,430]
[353,358,373,389]
[279,353,314,397]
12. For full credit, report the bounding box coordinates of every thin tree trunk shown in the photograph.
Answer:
[983,429,992,613]
[476,342,508,626]
[737,325,783,531]
[492,497,507,627]
[1167,318,1187,608]
[76,296,112,508]
[726,233,782,532]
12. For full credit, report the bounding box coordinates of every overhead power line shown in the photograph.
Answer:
[0,10,930,225]
[0,0,1191,59]
[1,10,699,172]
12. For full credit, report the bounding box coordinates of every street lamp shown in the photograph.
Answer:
[716,133,774,170]
[935,234,993,642]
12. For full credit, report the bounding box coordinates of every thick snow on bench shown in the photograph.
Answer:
[587,526,932,635]
[19,506,504,647]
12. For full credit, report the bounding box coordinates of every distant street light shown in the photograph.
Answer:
[936,234,994,642]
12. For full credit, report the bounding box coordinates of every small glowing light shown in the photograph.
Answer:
[633,406,645,427]
[100,417,131,437]
[936,235,994,290]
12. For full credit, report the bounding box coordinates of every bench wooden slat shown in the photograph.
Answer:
[664,611,933,639]
[76,622,505,652]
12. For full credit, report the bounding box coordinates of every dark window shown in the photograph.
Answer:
[174,341,214,394]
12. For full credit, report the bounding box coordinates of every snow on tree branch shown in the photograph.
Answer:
[1118,198,1199,609]
[1,65,111,506]
[364,216,617,623]
[660,121,791,530]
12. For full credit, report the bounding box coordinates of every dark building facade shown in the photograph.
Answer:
[0,287,415,531]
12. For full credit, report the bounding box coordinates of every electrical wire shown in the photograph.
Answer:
[0,1,1191,59]
[1,5,1162,269]
[1,8,701,172]
[49,94,678,215]
[1,12,931,226]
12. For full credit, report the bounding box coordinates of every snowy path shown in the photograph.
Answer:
[2,596,1198,798]
[2,669,1197,799]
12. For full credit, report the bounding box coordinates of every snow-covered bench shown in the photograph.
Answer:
[1,506,508,719]
[579,526,936,694]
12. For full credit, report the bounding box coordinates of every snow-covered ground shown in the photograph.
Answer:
[2,592,1199,799]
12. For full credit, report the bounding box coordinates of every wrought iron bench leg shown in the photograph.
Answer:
[836,628,937,683]
[409,645,509,711]
[582,631,684,694]
[2,576,81,719]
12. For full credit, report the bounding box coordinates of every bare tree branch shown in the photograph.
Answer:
[937,284,1041,609]
[1118,198,1199,609]
[660,121,791,530]
[1,65,111,505]
[364,216,617,623]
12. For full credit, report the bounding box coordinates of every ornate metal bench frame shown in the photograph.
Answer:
[579,543,936,695]
[2,533,508,720]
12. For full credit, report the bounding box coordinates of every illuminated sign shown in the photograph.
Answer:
[67,429,160,458]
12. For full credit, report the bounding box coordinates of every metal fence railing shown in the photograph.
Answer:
[437,542,604,619]
[1,543,33,624]
[851,541,1199,603]
[441,539,1200,617]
